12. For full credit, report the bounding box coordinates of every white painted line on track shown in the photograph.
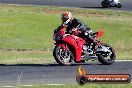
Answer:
[0,86,14,88]
[20,85,37,87]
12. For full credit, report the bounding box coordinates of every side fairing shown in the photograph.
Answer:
[62,35,86,62]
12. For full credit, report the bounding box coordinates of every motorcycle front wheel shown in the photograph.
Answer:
[101,1,109,8]
[97,43,116,65]
[53,45,75,66]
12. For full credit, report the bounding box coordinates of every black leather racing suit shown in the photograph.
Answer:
[65,18,94,44]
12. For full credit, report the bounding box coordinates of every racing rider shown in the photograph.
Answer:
[54,12,97,48]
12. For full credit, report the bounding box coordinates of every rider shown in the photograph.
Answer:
[56,12,97,45]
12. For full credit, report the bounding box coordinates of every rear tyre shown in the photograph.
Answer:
[53,46,75,66]
[97,43,116,65]
[117,3,122,8]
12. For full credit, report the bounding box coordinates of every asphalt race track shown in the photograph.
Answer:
[0,61,132,86]
[0,0,132,87]
[0,0,132,11]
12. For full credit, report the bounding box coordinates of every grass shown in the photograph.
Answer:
[14,84,132,88]
[0,4,132,64]
[0,50,54,64]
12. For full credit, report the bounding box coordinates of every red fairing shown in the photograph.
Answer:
[53,26,66,41]
[96,31,104,38]
[62,35,86,62]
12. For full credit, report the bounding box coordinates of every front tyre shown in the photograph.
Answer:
[53,46,75,66]
[97,43,116,65]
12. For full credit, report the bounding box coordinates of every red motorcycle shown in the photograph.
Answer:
[53,26,116,65]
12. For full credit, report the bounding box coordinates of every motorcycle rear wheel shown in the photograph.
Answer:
[97,43,116,65]
[117,3,122,8]
[53,46,75,66]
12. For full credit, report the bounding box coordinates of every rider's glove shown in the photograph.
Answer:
[72,28,78,32]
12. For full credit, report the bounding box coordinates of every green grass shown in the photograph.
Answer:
[0,4,132,64]
[16,84,132,88]
[0,50,54,64]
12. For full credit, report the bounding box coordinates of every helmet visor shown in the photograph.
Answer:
[61,16,69,23]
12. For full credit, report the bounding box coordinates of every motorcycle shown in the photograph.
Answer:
[53,26,116,65]
[101,0,122,8]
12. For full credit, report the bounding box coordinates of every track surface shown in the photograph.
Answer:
[0,0,132,86]
[0,61,132,86]
[0,0,132,11]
